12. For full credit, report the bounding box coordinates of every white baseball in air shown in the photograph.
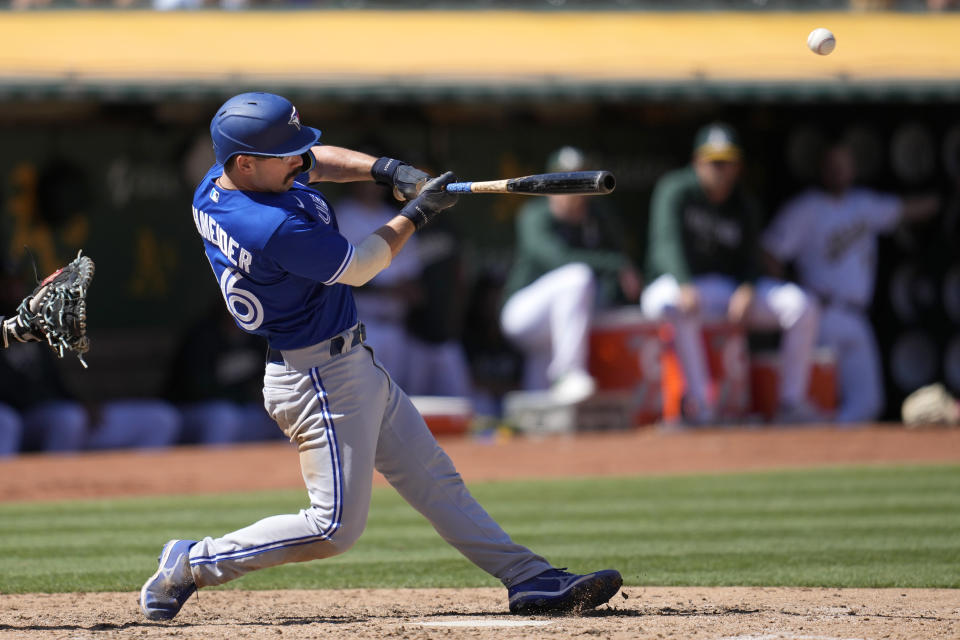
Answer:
[807,27,836,55]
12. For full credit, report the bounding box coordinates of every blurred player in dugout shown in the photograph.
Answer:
[499,146,642,403]
[641,123,821,424]
[334,179,424,391]
[763,142,940,423]
[335,176,473,398]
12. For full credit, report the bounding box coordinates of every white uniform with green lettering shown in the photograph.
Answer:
[763,187,903,422]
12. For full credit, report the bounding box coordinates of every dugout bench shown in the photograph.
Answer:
[504,307,836,434]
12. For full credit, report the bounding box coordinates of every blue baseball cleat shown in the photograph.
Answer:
[139,539,198,621]
[508,568,623,615]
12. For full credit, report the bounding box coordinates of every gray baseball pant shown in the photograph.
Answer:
[188,325,551,589]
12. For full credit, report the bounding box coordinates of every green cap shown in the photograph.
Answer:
[546,146,586,172]
[693,123,742,162]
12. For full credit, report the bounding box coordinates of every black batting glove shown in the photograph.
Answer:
[371,156,430,201]
[399,171,458,231]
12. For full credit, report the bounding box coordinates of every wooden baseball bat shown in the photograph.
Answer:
[445,170,615,195]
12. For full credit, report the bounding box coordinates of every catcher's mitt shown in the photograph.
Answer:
[901,383,960,427]
[4,252,95,367]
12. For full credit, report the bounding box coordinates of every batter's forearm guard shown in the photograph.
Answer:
[372,157,430,201]
[371,157,401,185]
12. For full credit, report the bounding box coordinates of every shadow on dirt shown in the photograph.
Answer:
[653,606,762,616]
[0,622,146,632]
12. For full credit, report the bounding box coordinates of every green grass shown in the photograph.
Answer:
[1,464,958,593]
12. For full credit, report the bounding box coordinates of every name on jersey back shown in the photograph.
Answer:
[192,206,253,274]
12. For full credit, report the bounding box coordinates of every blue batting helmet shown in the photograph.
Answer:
[210,92,321,168]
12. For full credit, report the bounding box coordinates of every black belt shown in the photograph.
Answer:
[266,323,366,365]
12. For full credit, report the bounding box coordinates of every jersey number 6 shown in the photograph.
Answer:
[219,267,264,331]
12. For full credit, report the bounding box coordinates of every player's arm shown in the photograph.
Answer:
[520,204,626,275]
[306,146,378,183]
[306,146,430,201]
[647,177,692,283]
[0,253,94,361]
[759,212,795,280]
[900,194,940,223]
[648,178,700,313]
[0,315,38,348]
[336,173,458,287]
[728,196,763,324]
[761,196,811,274]
[335,220,412,288]
[862,190,938,232]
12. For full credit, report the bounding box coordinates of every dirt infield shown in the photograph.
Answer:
[3,424,960,502]
[2,587,958,640]
[1,425,958,639]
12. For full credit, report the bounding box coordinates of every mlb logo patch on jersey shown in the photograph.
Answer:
[210,188,220,203]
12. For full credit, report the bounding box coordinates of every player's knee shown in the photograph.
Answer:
[559,263,595,298]
[302,508,365,557]
[562,262,593,285]
[309,530,358,559]
[641,295,668,319]
[641,276,685,320]
[778,284,819,329]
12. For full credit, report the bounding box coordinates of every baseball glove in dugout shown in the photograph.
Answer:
[901,383,960,427]
[1,251,95,367]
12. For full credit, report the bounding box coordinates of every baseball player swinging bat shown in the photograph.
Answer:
[445,170,616,195]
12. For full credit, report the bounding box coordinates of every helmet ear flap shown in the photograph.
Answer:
[300,150,315,174]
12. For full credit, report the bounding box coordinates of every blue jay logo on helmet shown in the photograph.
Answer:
[210,92,321,166]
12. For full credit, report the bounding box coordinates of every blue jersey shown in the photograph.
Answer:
[191,164,358,349]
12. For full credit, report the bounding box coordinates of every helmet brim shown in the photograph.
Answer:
[248,126,322,159]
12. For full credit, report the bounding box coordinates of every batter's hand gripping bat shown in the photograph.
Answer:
[444,170,615,196]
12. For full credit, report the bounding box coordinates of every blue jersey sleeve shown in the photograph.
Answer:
[263,214,355,286]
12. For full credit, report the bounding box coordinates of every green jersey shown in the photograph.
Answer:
[502,198,632,308]
[645,166,761,284]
